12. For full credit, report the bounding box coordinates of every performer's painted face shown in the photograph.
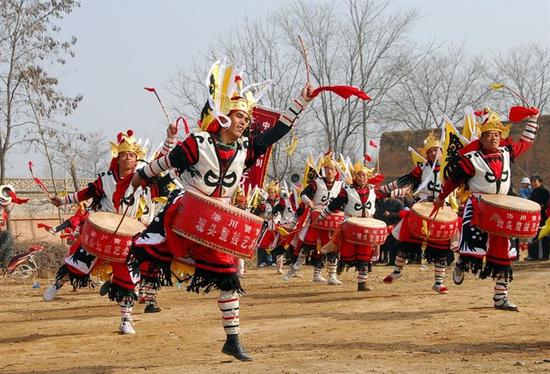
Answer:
[324,166,337,182]
[426,147,439,163]
[268,190,277,200]
[354,170,369,188]
[480,130,501,152]
[226,110,251,140]
[118,151,137,173]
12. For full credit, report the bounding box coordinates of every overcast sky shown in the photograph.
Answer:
[7,0,550,177]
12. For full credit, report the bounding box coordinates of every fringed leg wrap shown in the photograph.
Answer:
[276,255,285,272]
[187,268,244,295]
[291,247,308,271]
[434,260,446,286]
[139,280,158,306]
[493,277,509,306]
[120,295,135,322]
[357,270,368,284]
[55,264,93,289]
[393,254,406,274]
[218,290,240,336]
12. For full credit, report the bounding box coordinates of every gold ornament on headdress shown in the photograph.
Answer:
[110,130,146,159]
[477,108,510,138]
[200,59,271,131]
[351,161,374,178]
[320,150,336,168]
[419,132,441,155]
[265,180,280,193]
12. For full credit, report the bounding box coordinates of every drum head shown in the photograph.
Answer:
[185,189,263,223]
[412,202,457,222]
[347,217,386,228]
[87,212,146,236]
[480,194,540,212]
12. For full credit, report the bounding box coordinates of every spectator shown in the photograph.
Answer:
[526,175,550,260]
[518,177,532,199]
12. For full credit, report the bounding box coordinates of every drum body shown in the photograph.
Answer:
[80,212,146,263]
[474,194,540,238]
[171,190,264,259]
[310,209,345,230]
[407,202,459,241]
[342,217,388,245]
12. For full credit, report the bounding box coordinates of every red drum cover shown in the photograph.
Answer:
[473,194,540,238]
[408,202,458,241]
[311,209,345,230]
[171,190,264,259]
[81,212,145,263]
[342,217,388,245]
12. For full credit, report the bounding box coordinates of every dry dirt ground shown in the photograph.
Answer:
[1,261,550,374]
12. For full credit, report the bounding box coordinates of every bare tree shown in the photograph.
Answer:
[168,14,313,181]
[383,44,490,130]
[0,0,81,186]
[278,0,428,159]
[489,43,550,113]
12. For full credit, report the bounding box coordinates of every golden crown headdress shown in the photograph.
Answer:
[110,129,146,159]
[419,132,441,155]
[200,58,271,132]
[320,150,337,168]
[351,161,374,178]
[265,180,280,193]
[476,108,510,138]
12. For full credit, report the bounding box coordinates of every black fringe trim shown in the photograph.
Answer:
[126,247,173,288]
[425,247,452,263]
[108,282,137,303]
[55,264,94,289]
[186,268,244,295]
[456,256,483,276]
[480,262,513,282]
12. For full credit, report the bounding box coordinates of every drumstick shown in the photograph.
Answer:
[112,189,136,237]
[297,35,310,86]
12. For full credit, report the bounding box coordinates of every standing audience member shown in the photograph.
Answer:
[518,177,532,199]
[526,175,549,261]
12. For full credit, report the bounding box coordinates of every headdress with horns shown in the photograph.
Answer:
[200,58,271,133]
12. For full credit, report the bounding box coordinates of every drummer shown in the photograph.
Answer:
[381,132,454,294]
[317,161,381,291]
[433,108,540,311]
[253,182,285,267]
[43,128,177,327]
[283,152,344,284]
[126,65,316,360]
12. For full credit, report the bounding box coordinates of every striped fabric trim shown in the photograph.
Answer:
[280,96,308,127]
[64,192,79,205]
[142,155,172,178]
[521,121,539,142]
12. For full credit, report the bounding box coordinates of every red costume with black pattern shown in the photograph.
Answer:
[122,84,312,360]
[43,129,176,321]
[435,108,540,311]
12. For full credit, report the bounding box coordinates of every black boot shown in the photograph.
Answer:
[144,303,161,313]
[99,280,111,296]
[357,282,372,291]
[222,334,253,361]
